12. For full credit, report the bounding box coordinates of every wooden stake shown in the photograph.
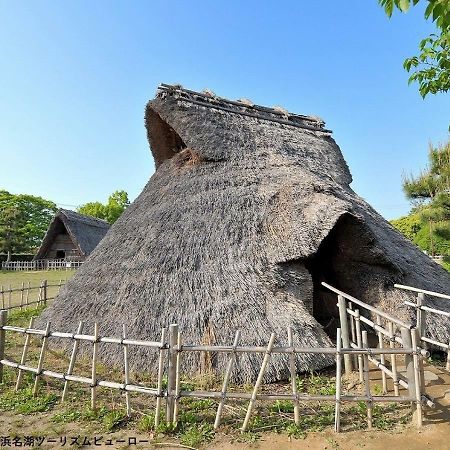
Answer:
[155,328,167,430]
[122,324,131,416]
[400,327,416,414]
[376,315,387,394]
[20,282,24,310]
[15,317,35,390]
[166,324,178,424]
[361,331,373,429]
[8,284,11,309]
[410,329,423,427]
[26,282,30,307]
[91,323,99,410]
[334,328,342,432]
[242,333,276,431]
[337,295,352,374]
[33,322,51,395]
[388,322,400,396]
[348,303,357,368]
[0,310,7,382]
[62,321,84,402]
[287,327,300,427]
[173,330,182,425]
[355,309,364,382]
[214,330,240,430]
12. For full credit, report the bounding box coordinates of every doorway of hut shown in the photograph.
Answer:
[304,213,396,339]
[56,250,66,259]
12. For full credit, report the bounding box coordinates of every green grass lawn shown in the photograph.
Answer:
[0,270,76,308]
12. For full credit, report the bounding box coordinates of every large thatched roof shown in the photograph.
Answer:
[39,84,450,382]
[34,209,110,260]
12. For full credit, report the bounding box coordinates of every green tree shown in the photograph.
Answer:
[379,0,450,97]
[390,213,423,240]
[400,140,450,255]
[0,190,57,259]
[78,190,130,224]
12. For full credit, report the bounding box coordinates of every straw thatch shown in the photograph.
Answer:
[34,209,110,261]
[38,84,450,382]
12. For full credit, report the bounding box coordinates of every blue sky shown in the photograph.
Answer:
[0,1,448,219]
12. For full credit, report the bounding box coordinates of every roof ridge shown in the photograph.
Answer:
[59,209,110,227]
[156,83,331,134]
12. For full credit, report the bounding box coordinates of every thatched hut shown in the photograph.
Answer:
[39,84,450,381]
[34,209,110,261]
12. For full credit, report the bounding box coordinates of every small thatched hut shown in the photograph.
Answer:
[39,84,450,381]
[34,209,110,261]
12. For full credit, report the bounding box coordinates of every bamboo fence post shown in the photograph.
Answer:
[287,327,300,426]
[355,309,364,382]
[416,293,427,351]
[20,282,24,310]
[33,322,51,396]
[26,282,30,307]
[214,330,241,430]
[62,321,84,402]
[334,328,342,433]
[173,330,182,425]
[91,322,99,410]
[0,310,7,383]
[122,324,131,416]
[43,280,48,305]
[400,327,416,414]
[166,324,178,424]
[8,284,11,309]
[1,286,4,309]
[376,315,387,394]
[361,331,373,429]
[155,327,167,430]
[337,295,352,374]
[388,322,400,396]
[37,282,43,307]
[410,329,423,427]
[348,303,357,368]
[242,333,276,431]
[15,317,35,390]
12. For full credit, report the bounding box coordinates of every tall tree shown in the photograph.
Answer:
[78,190,130,224]
[0,190,57,259]
[379,0,450,97]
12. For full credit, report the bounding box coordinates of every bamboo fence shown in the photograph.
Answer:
[0,280,65,312]
[0,283,433,432]
[395,283,450,371]
[1,259,83,271]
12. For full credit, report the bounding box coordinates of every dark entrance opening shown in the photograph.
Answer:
[304,213,397,337]
[56,250,66,259]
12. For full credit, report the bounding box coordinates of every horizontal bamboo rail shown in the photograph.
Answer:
[396,284,450,371]
[322,282,412,328]
[395,284,450,301]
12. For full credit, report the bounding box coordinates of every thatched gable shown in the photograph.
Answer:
[34,209,110,261]
[39,84,450,382]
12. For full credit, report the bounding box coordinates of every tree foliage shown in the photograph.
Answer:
[0,190,57,257]
[395,139,450,255]
[379,0,450,97]
[78,190,130,224]
[390,213,423,240]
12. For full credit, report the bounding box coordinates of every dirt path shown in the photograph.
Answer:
[211,364,450,450]
[1,365,448,449]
